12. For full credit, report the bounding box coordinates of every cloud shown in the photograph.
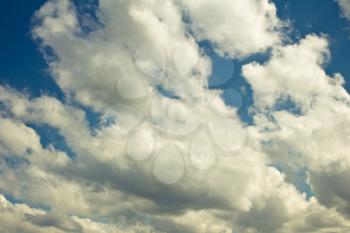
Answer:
[243,35,332,110]
[1,0,350,232]
[337,0,350,21]
[180,0,284,58]
[0,194,160,233]
[242,32,350,227]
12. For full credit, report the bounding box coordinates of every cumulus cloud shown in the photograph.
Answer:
[180,0,283,58]
[1,0,350,232]
[243,32,350,227]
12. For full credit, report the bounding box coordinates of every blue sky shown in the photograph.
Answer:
[0,0,64,98]
[2,0,350,118]
[2,1,350,232]
[275,0,350,92]
[0,1,348,87]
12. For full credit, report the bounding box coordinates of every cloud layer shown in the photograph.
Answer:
[1,0,350,232]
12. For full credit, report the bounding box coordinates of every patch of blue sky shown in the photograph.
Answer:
[74,0,104,37]
[274,96,303,116]
[274,0,350,92]
[0,0,64,99]
[273,163,314,200]
[26,123,76,159]
[1,155,30,170]
[69,102,101,134]
[1,192,51,212]
[199,40,273,125]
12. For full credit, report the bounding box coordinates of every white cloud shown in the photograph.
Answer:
[180,0,284,58]
[242,33,350,225]
[1,0,350,232]
[0,194,158,233]
[0,194,71,233]
[337,0,350,21]
[243,35,333,110]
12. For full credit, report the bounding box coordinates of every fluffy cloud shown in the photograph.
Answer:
[243,35,333,110]
[180,0,283,58]
[1,0,350,232]
[243,32,350,227]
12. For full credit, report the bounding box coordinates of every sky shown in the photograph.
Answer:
[1,0,350,232]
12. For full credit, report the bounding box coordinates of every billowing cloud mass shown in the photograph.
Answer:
[1,0,350,232]
[181,0,283,58]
